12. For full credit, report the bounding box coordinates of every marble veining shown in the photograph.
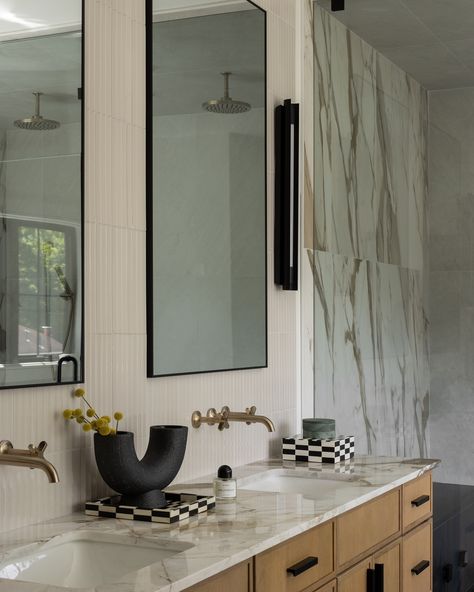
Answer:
[305,6,429,458]
[0,457,438,592]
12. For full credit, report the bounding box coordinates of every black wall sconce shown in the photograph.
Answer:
[274,99,299,291]
[331,0,345,10]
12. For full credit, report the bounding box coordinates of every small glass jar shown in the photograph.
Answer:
[213,465,237,500]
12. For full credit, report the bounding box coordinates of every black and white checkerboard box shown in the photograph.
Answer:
[282,435,355,464]
[85,492,215,524]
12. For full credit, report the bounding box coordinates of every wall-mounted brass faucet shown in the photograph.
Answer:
[191,406,275,432]
[0,440,59,483]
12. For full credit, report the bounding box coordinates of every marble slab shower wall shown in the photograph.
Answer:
[307,5,429,456]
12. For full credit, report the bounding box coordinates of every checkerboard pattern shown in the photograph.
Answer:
[282,436,355,464]
[85,492,215,523]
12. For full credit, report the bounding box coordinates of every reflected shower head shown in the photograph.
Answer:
[203,72,251,115]
[14,92,60,131]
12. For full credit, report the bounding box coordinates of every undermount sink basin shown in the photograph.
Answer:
[238,468,362,498]
[0,530,193,589]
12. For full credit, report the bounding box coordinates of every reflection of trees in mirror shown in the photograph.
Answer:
[17,224,75,359]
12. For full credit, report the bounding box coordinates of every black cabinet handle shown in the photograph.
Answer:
[412,560,430,575]
[367,568,376,592]
[286,556,318,577]
[375,563,384,592]
[411,494,430,507]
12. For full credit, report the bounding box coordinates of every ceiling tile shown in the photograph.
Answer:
[317,0,438,49]
[381,44,474,90]
[399,0,474,43]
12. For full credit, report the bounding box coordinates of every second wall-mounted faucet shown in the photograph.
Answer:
[192,406,275,432]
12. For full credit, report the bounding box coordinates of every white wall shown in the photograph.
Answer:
[0,0,298,533]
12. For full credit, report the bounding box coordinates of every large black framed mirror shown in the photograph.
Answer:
[146,0,267,377]
[0,1,84,389]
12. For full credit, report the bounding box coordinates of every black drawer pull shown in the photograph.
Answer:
[367,568,375,592]
[286,556,318,577]
[375,563,384,592]
[411,494,430,507]
[412,560,430,575]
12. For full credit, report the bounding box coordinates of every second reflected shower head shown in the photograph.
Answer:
[14,92,60,131]
[203,72,251,115]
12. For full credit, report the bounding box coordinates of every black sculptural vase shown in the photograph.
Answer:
[94,425,188,509]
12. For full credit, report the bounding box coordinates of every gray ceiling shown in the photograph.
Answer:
[316,0,474,90]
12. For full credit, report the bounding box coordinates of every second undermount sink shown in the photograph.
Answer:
[0,530,193,589]
[238,468,363,499]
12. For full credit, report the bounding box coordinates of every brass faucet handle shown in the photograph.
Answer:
[245,405,257,425]
[0,440,13,454]
[37,441,48,455]
[192,411,203,428]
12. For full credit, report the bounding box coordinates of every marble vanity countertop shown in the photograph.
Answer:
[0,456,439,592]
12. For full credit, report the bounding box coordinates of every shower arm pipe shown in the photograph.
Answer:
[223,72,230,99]
[34,92,42,117]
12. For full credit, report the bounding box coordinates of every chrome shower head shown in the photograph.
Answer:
[14,92,60,131]
[203,72,251,115]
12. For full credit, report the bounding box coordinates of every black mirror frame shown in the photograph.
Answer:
[0,0,85,391]
[145,0,268,378]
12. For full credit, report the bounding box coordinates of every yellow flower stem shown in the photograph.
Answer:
[116,420,119,432]
[82,397,100,419]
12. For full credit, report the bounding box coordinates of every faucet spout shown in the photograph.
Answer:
[0,440,59,483]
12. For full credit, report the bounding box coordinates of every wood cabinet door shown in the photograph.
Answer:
[337,557,372,592]
[374,541,401,592]
[402,521,432,592]
[184,560,252,592]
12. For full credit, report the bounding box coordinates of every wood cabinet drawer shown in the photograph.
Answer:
[313,579,337,592]
[402,472,432,531]
[402,521,432,592]
[336,488,401,568]
[255,521,334,592]
[184,560,252,592]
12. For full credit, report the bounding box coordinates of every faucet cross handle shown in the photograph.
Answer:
[218,406,230,431]
[27,442,48,456]
[245,406,257,425]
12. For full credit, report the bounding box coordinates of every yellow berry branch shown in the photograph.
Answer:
[62,388,125,437]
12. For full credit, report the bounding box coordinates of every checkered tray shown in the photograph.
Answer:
[85,492,215,523]
[282,435,355,464]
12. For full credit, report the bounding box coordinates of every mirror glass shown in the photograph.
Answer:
[148,0,267,376]
[0,0,83,388]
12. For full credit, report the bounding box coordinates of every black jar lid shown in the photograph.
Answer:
[217,465,232,479]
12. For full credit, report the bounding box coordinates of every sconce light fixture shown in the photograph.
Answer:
[331,0,345,10]
[274,99,299,291]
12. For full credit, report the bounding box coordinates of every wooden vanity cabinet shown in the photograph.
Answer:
[184,472,433,592]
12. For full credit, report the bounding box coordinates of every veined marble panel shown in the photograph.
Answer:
[310,250,429,457]
[313,6,427,271]
[306,6,429,460]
